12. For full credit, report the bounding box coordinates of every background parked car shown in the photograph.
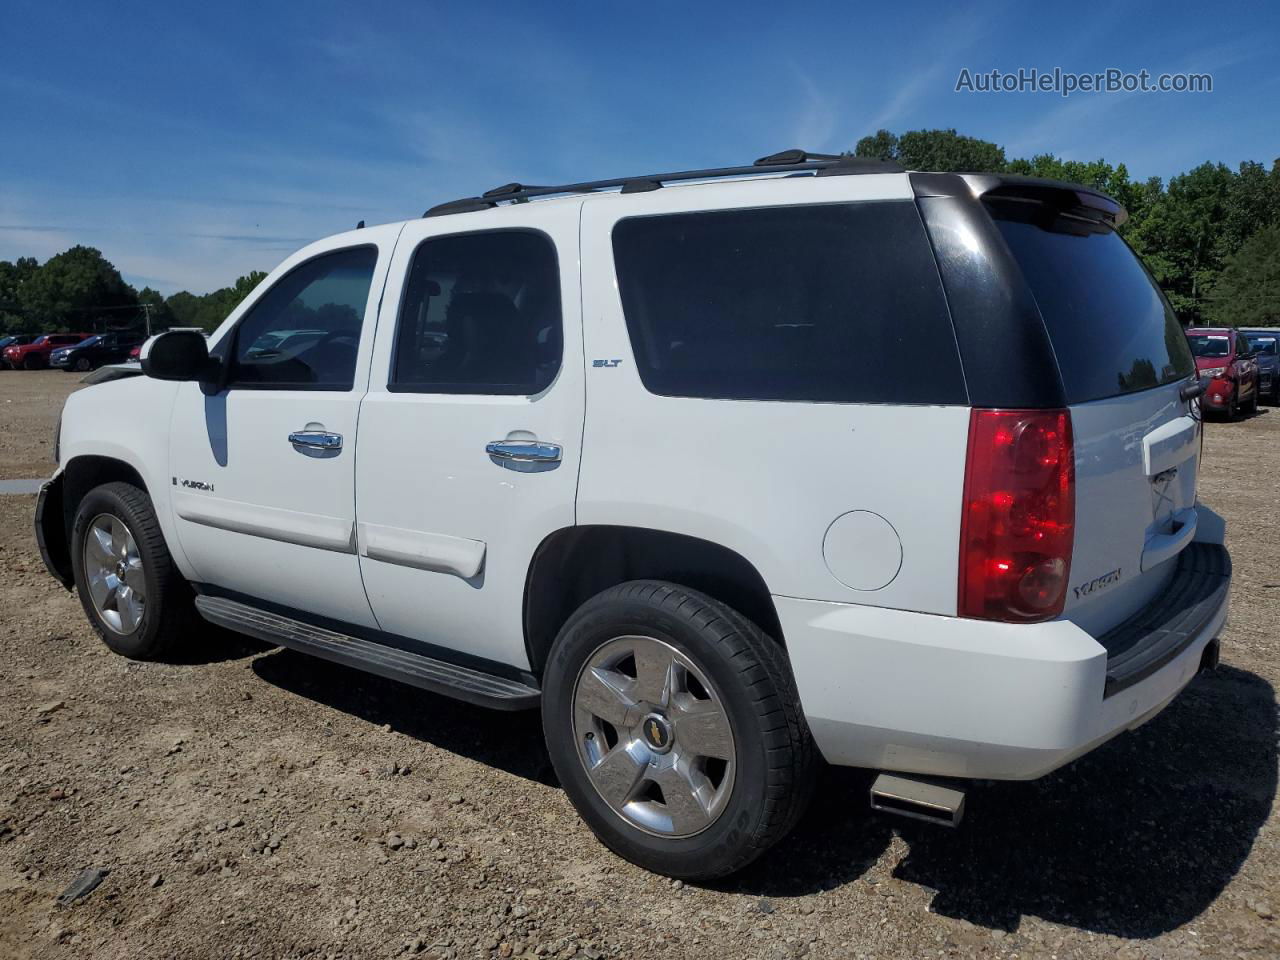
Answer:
[49,332,145,372]
[1241,329,1279,404]
[1187,327,1259,419]
[0,334,36,368]
[2,333,92,370]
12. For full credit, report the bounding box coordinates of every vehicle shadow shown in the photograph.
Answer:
[164,620,274,665]
[731,665,1277,938]
[250,648,557,786]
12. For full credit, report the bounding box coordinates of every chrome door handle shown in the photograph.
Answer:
[289,430,343,451]
[485,440,562,463]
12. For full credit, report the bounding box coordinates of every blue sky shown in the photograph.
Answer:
[2,0,1277,295]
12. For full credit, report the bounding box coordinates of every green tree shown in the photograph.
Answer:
[1204,222,1280,327]
[18,245,138,333]
[0,256,39,332]
[163,270,268,333]
[855,128,1005,172]
[1126,162,1235,323]
[853,129,898,161]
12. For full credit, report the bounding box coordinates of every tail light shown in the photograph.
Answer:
[958,409,1075,622]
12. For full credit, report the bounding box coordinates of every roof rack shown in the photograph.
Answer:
[423,149,906,217]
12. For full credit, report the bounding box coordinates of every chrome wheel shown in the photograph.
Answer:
[572,635,736,838]
[83,514,146,634]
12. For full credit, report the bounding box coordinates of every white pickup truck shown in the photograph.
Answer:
[36,151,1231,879]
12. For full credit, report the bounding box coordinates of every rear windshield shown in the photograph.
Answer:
[1187,335,1231,358]
[991,211,1195,404]
[611,201,966,404]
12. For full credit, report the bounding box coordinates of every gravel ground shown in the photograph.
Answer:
[1,370,1277,960]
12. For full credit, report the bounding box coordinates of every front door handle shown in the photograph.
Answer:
[485,440,562,463]
[289,430,343,451]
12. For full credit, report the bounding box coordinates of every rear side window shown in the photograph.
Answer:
[390,230,562,395]
[611,202,966,404]
[991,212,1195,403]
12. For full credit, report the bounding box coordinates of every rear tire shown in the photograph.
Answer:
[542,580,816,879]
[70,481,195,660]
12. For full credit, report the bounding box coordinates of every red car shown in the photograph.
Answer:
[3,333,93,370]
[1187,327,1259,419]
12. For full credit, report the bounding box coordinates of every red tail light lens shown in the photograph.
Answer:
[958,409,1075,622]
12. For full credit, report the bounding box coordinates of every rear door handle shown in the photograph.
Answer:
[485,440,562,463]
[289,430,343,451]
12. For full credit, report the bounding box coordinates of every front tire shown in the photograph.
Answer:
[70,481,195,659]
[542,580,816,879]
[74,356,93,372]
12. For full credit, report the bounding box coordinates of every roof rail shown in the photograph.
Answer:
[423,150,906,217]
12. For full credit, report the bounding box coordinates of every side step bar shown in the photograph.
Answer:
[194,595,540,710]
[870,773,966,827]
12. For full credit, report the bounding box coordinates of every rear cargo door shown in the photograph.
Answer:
[990,210,1200,637]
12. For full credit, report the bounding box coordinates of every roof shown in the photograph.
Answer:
[416,150,1128,232]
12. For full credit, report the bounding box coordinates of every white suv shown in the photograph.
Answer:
[36,151,1232,879]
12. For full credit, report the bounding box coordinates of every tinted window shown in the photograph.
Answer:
[231,247,376,389]
[991,213,1195,403]
[611,202,965,404]
[391,230,561,395]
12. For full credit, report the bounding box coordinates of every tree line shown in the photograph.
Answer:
[3,128,1277,334]
[0,246,266,336]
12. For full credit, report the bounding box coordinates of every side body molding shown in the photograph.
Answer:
[174,492,355,553]
[358,522,487,580]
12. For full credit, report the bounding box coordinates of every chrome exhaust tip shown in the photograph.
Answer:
[870,773,965,827]
[1199,638,1221,673]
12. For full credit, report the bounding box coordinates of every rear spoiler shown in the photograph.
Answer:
[911,172,1126,231]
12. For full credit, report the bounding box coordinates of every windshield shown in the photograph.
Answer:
[32,335,48,346]
[1245,335,1277,356]
[1187,336,1230,358]
[76,336,102,348]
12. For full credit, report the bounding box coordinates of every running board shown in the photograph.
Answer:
[194,595,540,710]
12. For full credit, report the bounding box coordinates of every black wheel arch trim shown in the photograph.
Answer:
[35,475,74,589]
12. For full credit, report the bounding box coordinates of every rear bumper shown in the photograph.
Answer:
[781,543,1230,781]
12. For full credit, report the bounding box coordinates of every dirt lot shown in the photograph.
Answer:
[1,369,1277,960]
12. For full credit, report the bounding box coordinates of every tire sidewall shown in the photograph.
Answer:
[70,485,164,658]
[542,592,776,878]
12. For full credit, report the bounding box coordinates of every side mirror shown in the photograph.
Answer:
[140,330,214,382]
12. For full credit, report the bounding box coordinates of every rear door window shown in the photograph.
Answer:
[610,201,966,404]
[390,230,562,395]
[990,210,1195,403]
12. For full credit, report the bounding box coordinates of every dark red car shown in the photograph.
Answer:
[2,333,93,370]
[1187,327,1259,419]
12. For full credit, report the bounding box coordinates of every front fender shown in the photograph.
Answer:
[58,376,195,579]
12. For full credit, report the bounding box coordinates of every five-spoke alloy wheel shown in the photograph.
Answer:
[573,635,736,838]
[543,580,816,880]
[82,514,147,634]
